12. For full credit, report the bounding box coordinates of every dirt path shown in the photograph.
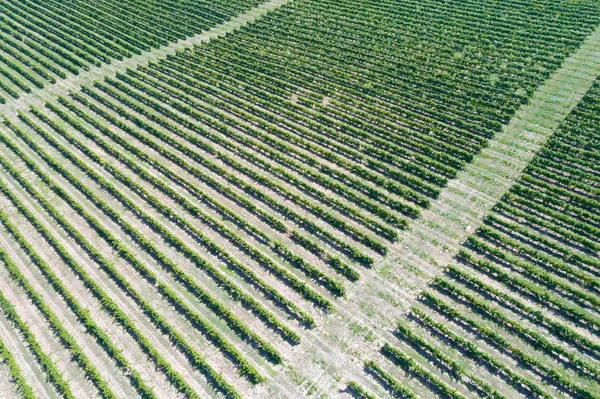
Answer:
[1,0,291,118]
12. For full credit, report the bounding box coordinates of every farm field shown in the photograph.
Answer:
[0,0,599,398]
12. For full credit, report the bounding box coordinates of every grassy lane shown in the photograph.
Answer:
[2,0,291,116]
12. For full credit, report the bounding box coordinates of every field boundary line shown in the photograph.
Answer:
[1,0,290,117]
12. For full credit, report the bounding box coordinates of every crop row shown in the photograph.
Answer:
[0,249,74,398]
[136,63,414,229]
[82,80,378,267]
[11,111,294,353]
[97,76,390,256]
[66,91,361,281]
[1,117,273,397]
[0,212,152,398]
[37,103,328,317]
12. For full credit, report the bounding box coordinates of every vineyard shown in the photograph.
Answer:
[0,0,598,398]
